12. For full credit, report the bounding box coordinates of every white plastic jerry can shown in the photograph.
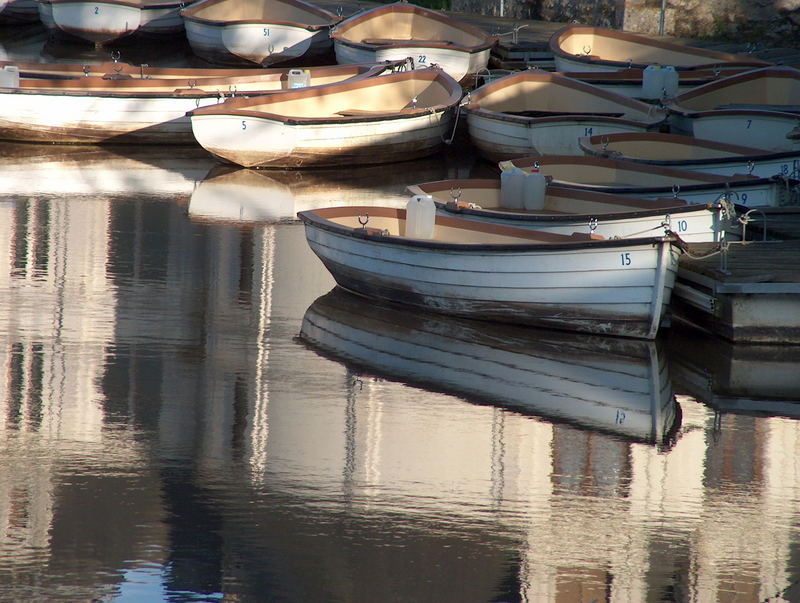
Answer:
[405,194,436,239]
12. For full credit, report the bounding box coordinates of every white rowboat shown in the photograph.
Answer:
[549,25,770,73]
[408,178,738,243]
[188,67,462,167]
[299,205,681,339]
[181,0,338,66]
[464,70,666,161]
[579,132,800,179]
[330,2,496,82]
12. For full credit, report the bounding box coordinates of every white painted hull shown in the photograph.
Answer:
[185,19,330,65]
[467,110,654,160]
[191,110,452,167]
[301,287,678,443]
[51,0,186,44]
[464,70,666,161]
[299,206,680,339]
[0,90,225,143]
[409,179,733,243]
[334,42,490,83]
[670,110,800,152]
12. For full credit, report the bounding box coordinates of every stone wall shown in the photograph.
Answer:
[451,0,800,47]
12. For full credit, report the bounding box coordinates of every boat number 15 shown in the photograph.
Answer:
[621,252,632,266]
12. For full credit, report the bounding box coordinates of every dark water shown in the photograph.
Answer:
[2,24,800,603]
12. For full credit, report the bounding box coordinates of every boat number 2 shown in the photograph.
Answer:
[418,55,426,64]
[94,6,99,13]
[621,252,631,266]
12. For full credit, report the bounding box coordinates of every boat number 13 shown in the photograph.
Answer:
[621,252,631,266]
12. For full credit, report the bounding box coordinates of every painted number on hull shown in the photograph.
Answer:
[242,120,247,130]
[746,119,752,129]
[676,219,688,232]
[94,6,99,13]
[615,409,626,425]
[621,252,631,266]
[418,55,426,64]
[263,28,270,36]
[584,127,593,136]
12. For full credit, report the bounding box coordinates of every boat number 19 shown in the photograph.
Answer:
[621,252,631,266]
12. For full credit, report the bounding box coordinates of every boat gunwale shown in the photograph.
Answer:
[579,132,800,167]
[410,178,732,224]
[671,66,800,104]
[330,2,497,53]
[503,154,746,183]
[49,0,182,8]
[464,70,667,124]
[180,0,338,27]
[187,67,463,122]
[548,24,772,71]
[298,205,677,252]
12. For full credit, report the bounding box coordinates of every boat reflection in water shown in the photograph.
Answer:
[301,287,681,445]
[669,325,800,417]
[0,142,216,199]
[188,158,461,223]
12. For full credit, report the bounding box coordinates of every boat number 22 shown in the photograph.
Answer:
[418,55,426,64]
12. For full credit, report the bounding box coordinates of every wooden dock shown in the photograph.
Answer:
[671,217,800,343]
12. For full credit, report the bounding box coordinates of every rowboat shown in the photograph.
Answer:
[298,204,682,339]
[330,2,496,82]
[301,287,680,444]
[463,70,666,161]
[181,0,339,66]
[549,24,771,73]
[188,67,462,168]
[0,62,395,144]
[667,67,800,151]
[579,132,800,179]
[499,155,799,208]
[407,178,738,243]
[47,0,193,44]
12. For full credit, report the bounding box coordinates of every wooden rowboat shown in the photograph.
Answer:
[499,155,800,208]
[0,62,394,144]
[579,132,800,179]
[667,67,800,151]
[463,70,666,161]
[188,67,462,167]
[298,204,682,339]
[181,0,339,66]
[301,287,680,444]
[549,24,770,73]
[330,2,496,82]
[47,0,193,44]
[407,178,738,243]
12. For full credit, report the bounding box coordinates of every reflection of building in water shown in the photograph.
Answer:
[0,190,169,600]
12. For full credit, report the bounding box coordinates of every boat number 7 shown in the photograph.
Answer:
[745,119,752,129]
[621,252,631,266]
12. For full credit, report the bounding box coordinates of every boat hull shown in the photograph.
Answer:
[50,0,186,43]
[670,110,800,152]
[190,110,452,167]
[334,41,490,83]
[300,206,680,339]
[409,179,734,243]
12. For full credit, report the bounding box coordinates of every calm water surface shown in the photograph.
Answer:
[2,24,800,603]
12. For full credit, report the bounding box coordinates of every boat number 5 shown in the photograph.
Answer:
[621,252,631,266]
[242,120,246,130]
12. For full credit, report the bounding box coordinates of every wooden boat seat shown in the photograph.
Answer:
[714,103,800,113]
[361,37,454,46]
